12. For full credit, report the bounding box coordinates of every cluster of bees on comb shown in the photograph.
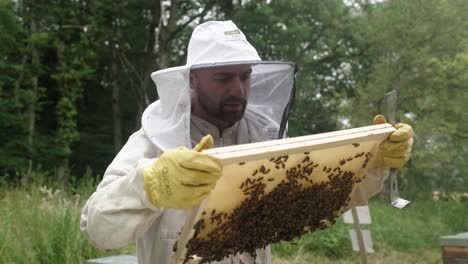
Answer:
[182,143,375,263]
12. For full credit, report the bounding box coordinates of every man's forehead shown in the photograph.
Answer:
[193,64,252,75]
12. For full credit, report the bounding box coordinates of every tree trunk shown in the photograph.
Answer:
[26,1,39,182]
[133,0,162,130]
[28,3,38,149]
[112,46,122,153]
[56,38,69,192]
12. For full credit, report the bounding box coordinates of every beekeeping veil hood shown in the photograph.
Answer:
[144,20,296,151]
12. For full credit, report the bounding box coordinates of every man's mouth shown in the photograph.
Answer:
[224,102,243,109]
[223,100,246,111]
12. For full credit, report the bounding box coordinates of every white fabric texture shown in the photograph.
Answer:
[186,20,261,66]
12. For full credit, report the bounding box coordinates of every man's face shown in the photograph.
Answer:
[190,64,252,126]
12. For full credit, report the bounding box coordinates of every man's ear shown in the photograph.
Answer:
[189,72,198,110]
[189,72,197,90]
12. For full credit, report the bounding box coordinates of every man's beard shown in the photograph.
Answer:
[197,88,248,125]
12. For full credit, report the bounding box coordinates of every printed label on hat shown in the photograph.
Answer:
[224,30,243,41]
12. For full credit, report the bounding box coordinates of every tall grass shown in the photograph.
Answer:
[0,172,135,264]
[1,171,466,263]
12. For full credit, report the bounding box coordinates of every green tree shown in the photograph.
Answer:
[234,0,358,136]
[346,0,468,193]
[0,0,29,176]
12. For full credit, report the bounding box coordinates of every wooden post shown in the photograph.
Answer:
[351,206,367,264]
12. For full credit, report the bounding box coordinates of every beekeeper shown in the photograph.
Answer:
[80,20,413,264]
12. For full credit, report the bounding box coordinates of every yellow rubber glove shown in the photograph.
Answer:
[143,135,222,209]
[373,115,414,170]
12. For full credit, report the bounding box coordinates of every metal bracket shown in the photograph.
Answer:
[385,90,410,209]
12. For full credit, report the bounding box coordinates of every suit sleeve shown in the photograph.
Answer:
[80,129,163,250]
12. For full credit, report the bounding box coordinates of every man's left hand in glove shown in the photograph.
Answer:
[373,114,414,170]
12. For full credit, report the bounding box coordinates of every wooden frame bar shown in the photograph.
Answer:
[172,124,395,264]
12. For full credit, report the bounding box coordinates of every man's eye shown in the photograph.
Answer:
[241,74,251,81]
[215,76,232,82]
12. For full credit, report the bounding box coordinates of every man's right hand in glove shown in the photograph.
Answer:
[143,135,222,209]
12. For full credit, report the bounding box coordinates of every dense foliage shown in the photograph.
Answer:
[0,0,466,193]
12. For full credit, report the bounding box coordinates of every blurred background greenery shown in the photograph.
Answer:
[0,0,467,263]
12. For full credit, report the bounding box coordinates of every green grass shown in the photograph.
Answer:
[272,198,468,263]
[0,174,466,263]
[0,176,135,264]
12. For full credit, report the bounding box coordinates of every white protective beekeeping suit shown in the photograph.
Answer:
[80,20,386,264]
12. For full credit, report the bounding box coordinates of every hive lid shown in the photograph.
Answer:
[440,232,468,247]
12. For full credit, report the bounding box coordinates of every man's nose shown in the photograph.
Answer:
[228,76,247,97]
